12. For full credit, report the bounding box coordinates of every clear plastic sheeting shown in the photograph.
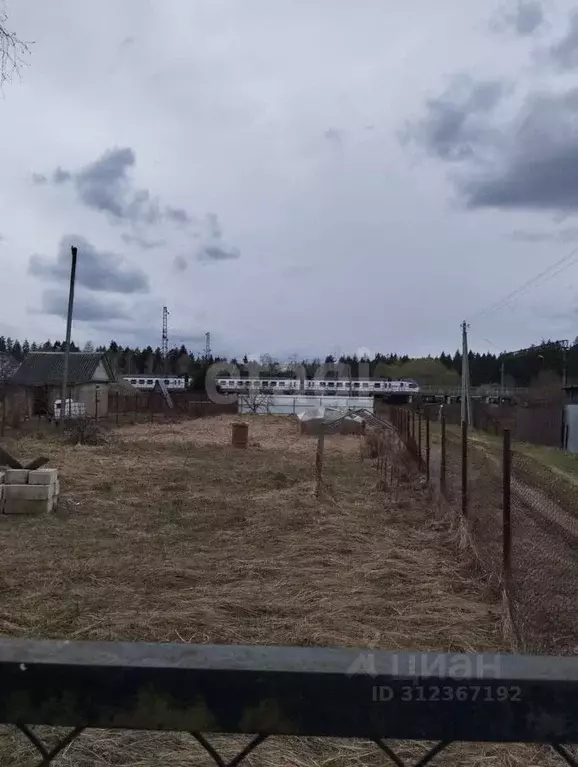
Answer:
[297,406,366,435]
[238,395,374,416]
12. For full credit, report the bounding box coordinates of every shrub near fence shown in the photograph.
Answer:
[390,406,578,654]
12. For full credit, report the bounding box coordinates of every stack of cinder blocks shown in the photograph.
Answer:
[0,468,59,515]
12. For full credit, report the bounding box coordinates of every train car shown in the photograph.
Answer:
[123,376,187,391]
[215,377,419,401]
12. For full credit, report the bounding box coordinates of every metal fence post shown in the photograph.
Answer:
[440,413,446,495]
[461,420,468,517]
[503,428,512,588]
[315,424,325,498]
[426,410,430,483]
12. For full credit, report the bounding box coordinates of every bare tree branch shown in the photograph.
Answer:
[0,5,30,86]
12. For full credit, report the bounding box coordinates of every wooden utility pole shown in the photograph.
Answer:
[461,321,472,425]
[60,245,78,425]
[500,361,505,400]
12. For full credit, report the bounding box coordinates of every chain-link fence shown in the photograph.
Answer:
[390,406,578,654]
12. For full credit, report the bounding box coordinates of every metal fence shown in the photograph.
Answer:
[390,406,578,655]
[0,638,576,766]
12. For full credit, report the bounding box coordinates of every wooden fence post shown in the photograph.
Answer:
[461,419,468,517]
[502,429,512,588]
[315,424,325,498]
[116,392,120,426]
[426,410,430,483]
[440,413,446,495]
[418,411,422,469]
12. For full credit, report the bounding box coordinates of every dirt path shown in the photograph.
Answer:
[426,429,578,654]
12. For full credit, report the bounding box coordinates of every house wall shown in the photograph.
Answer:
[0,387,31,425]
[92,361,111,383]
[45,383,110,417]
[75,383,110,417]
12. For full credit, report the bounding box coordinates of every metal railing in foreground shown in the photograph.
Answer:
[0,639,576,766]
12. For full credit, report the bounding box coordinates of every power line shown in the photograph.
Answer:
[469,246,578,322]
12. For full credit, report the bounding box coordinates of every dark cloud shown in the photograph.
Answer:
[508,227,578,243]
[206,212,222,239]
[36,147,193,226]
[121,233,166,250]
[407,77,578,214]
[166,206,193,225]
[173,255,188,272]
[402,76,506,162]
[504,1,544,35]
[52,167,72,183]
[197,244,240,262]
[549,11,578,69]
[29,234,149,294]
[324,128,345,145]
[40,289,129,322]
[461,89,578,212]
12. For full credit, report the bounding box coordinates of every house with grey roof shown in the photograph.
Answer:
[9,351,116,418]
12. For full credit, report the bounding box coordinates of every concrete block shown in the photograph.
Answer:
[4,498,52,515]
[5,469,28,485]
[4,484,55,501]
[28,469,58,486]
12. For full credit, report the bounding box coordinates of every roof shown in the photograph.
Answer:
[10,352,115,387]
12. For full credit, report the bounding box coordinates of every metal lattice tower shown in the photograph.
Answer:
[205,332,211,360]
[162,306,169,374]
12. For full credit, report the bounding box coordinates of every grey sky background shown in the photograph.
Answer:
[2,0,578,358]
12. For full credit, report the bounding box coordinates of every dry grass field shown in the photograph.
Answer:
[0,415,562,766]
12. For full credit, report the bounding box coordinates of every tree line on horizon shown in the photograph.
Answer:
[0,336,576,390]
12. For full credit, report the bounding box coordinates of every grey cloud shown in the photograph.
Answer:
[461,89,578,211]
[52,167,72,183]
[40,289,129,322]
[173,255,188,272]
[324,128,345,145]
[206,212,222,239]
[165,206,193,224]
[197,244,240,262]
[549,11,578,69]
[508,227,578,243]
[402,76,507,162]
[407,78,578,213]
[121,233,166,250]
[513,1,544,35]
[507,1,544,35]
[32,173,47,184]
[29,234,150,293]
[37,147,193,226]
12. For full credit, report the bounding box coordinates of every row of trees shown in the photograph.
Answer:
[1,336,577,388]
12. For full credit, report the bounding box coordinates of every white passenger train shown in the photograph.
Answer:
[216,377,419,397]
[123,376,187,391]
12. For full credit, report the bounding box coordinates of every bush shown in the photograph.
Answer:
[64,417,107,446]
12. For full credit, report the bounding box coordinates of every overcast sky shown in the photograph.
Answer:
[2,0,578,359]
